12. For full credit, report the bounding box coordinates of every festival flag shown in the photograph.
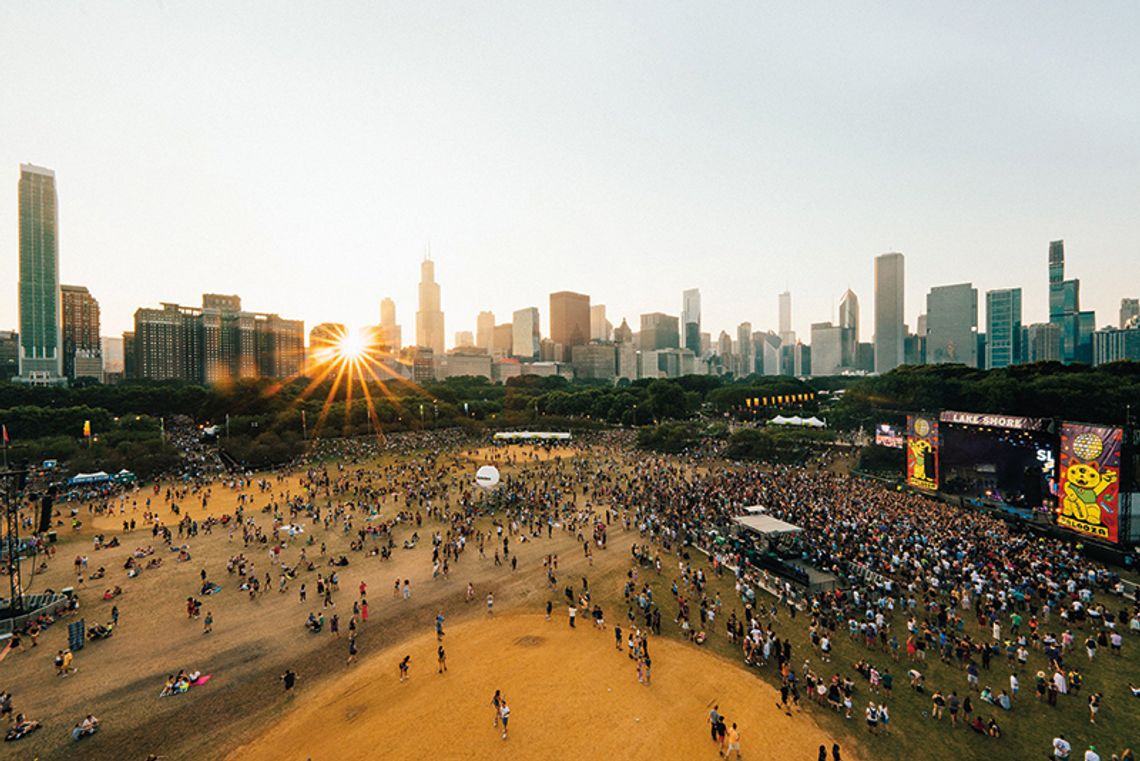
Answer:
[2,423,8,445]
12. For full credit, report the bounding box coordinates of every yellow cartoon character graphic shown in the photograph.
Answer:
[1062,461,1117,524]
[909,439,933,483]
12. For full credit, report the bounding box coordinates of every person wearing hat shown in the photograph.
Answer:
[1085,746,1100,761]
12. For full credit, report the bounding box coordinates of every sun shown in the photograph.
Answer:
[336,328,367,362]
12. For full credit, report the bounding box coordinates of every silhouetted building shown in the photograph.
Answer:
[682,289,701,354]
[874,252,905,373]
[415,258,445,355]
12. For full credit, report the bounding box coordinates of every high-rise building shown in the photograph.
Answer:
[379,297,402,350]
[873,252,905,373]
[613,318,634,345]
[454,331,474,348]
[716,331,732,359]
[0,331,19,381]
[985,288,1022,369]
[1023,322,1062,363]
[638,313,679,351]
[810,322,850,376]
[549,291,590,348]
[512,307,540,359]
[492,324,513,358]
[101,336,124,377]
[1047,240,1085,363]
[681,289,701,354]
[61,284,101,380]
[589,305,611,342]
[16,164,64,385]
[415,258,445,354]
[476,311,495,353]
[1120,298,1140,330]
[570,343,617,381]
[1092,326,1140,365]
[133,295,302,383]
[778,291,794,345]
[925,283,978,366]
[736,322,753,376]
[838,288,859,365]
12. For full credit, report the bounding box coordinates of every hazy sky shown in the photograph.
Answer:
[2,2,1138,345]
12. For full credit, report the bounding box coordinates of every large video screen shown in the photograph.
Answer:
[1056,423,1123,543]
[875,423,904,449]
[939,422,1057,510]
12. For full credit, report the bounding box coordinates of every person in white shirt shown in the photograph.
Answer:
[1052,734,1072,759]
[1084,746,1100,761]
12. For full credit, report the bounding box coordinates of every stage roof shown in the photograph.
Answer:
[733,513,803,536]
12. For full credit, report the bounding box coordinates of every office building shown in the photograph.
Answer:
[1023,322,1062,363]
[411,347,435,383]
[492,323,513,358]
[16,164,64,384]
[985,288,1022,369]
[415,258,445,354]
[454,331,474,348]
[0,331,18,380]
[590,305,611,342]
[838,288,859,362]
[441,349,492,380]
[60,284,101,380]
[681,288,701,354]
[1093,327,1140,365]
[874,252,905,373]
[475,311,495,353]
[1121,298,1140,329]
[810,322,844,376]
[379,297,402,350]
[616,340,637,381]
[512,307,540,359]
[778,291,794,344]
[101,336,124,376]
[613,318,633,345]
[549,291,590,348]
[132,295,303,383]
[925,283,978,366]
[736,322,753,376]
[756,332,782,376]
[716,331,732,360]
[639,313,679,351]
[1048,240,1090,363]
[570,343,617,381]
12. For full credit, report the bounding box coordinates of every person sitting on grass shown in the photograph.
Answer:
[986,716,1001,738]
[969,715,985,734]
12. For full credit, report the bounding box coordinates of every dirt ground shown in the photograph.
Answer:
[1,445,855,761]
[228,613,852,761]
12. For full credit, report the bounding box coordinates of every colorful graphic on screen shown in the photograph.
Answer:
[906,415,940,491]
[875,423,904,449]
[1056,423,1122,543]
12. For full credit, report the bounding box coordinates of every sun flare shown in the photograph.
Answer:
[336,328,367,361]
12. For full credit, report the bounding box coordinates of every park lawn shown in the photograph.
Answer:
[585,540,1140,761]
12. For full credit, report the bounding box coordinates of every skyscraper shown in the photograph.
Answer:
[379,297,402,350]
[16,164,64,384]
[549,291,590,348]
[1047,240,1083,363]
[985,288,1022,369]
[736,322,753,376]
[61,284,102,381]
[476,311,495,353]
[415,258,445,354]
[925,283,978,366]
[590,305,611,342]
[838,288,859,365]
[512,307,540,359]
[681,288,701,354]
[778,291,794,344]
[639,313,680,351]
[873,252,905,373]
[1119,298,1139,329]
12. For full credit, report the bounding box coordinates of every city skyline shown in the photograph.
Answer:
[2,4,1138,345]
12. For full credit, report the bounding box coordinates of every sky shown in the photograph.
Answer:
[2,2,1138,346]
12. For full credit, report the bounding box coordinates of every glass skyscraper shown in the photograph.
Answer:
[17,164,65,384]
[985,288,1022,369]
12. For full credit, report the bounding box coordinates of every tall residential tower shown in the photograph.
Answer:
[16,164,65,384]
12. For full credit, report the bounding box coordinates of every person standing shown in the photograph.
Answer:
[486,593,494,615]
[347,635,358,666]
[724,722,741,761]
[568,604,577,628]
[1053,734,1072,760]
[399,655,411,683]
[708,705,721,742]
[438,644,447,673]
[491,690,502,727]
[203,611,213,634]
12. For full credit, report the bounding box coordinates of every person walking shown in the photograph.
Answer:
[486,593,494,615]
[491,690,502,727]
[347,635,358,666]
[500,698,510,740]
[438,644,447,673]
[724,722,741,761]
[399,655,411,683]
[281,669,298,694]
[203,611,213,634]
[568,604,577,628]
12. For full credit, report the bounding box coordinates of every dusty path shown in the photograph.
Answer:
[229,613,856,761]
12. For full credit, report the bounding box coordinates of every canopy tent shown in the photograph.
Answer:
[732,513,803,537]
[493,431,572,441]
[768,415,825,428]
[68,471,110,486]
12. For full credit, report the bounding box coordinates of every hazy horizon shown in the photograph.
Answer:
[2,2,1138,344]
